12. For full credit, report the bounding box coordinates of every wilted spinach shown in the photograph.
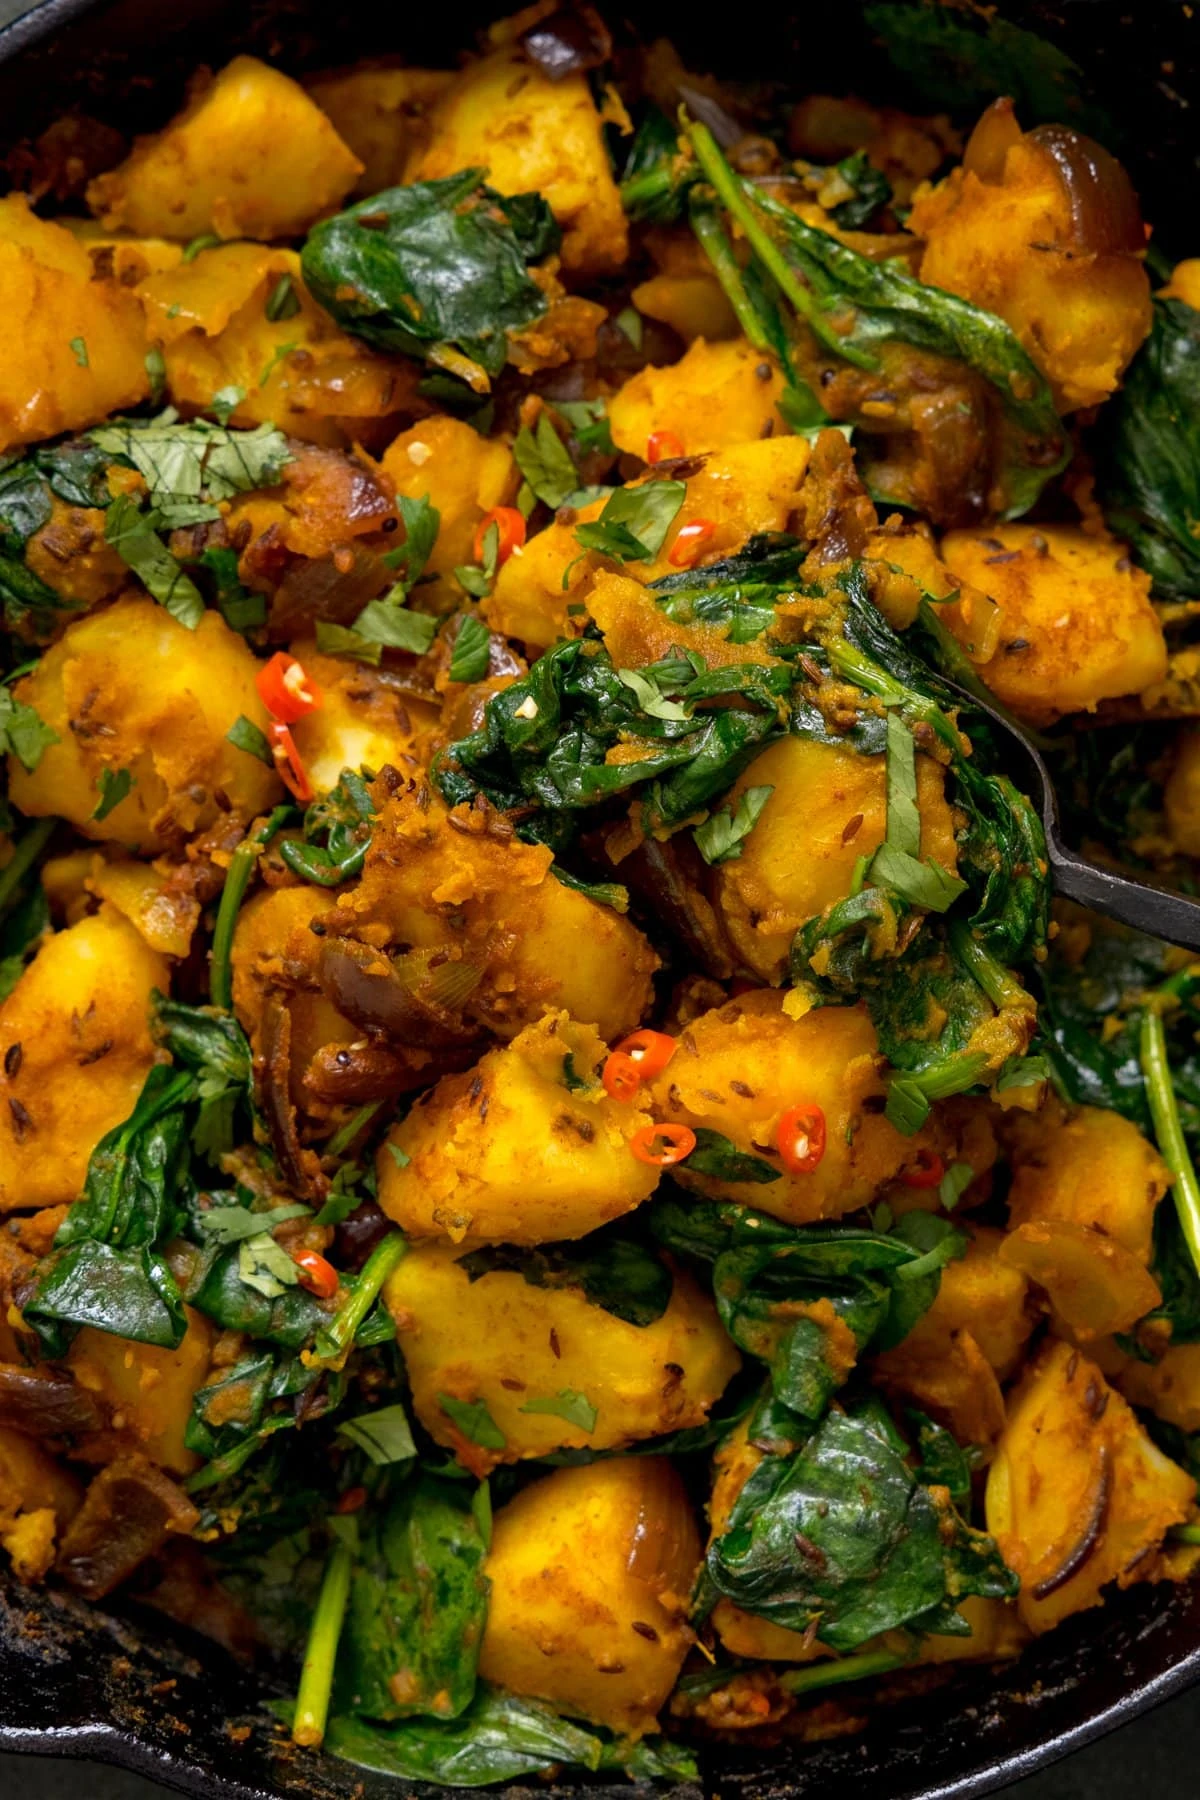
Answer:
[457,1229,672,1327]
[280,768,376,888]
[302,173,560,382]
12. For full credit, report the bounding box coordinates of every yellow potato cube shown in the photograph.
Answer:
[385,1242,740,1470]
[308,67,453,195]
[649,989,927,1226]
[0,907,168,1212]
[378,417,517,610]
[987,1340,1194,1632]
[478,1458,700,1735]
[65,1308,214,1475]
[286,640,439,795]
[1118,1342,1200,1434]
[377,1012,661,1245]
[1004,1102,1169,1266]
[87,56,362,241]
[407,48,627,276]
[608,338,784,459]
[0,197,148,452]
[8,595,282,854]
[938,524,1167,725]
[715,735,959,983]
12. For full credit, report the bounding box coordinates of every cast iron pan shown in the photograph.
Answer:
[1,1,1200,1795]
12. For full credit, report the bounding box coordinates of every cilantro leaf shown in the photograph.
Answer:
[91,766,134,822]
[574,479,686,562]
[90,417,291,506]
[226,714,273,766]
[314,621,382,665]
[449,613,491,684]
[869,843,968,913]
[104,493,205,628]
[513,413,579,510]
[519,1389,598,1432]
[438,1393,507,1450]
[351,595,439,654]
[238,1230,301,1299]
[265,273,301,322]
[337,1402,417,1466]
[694,783,774,865]
[884,712,921,858]
[0,688,58,772]
[198,1201,311,1245]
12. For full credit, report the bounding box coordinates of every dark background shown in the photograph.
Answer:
[5,1686,1200,1800]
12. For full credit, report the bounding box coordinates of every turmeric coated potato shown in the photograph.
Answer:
[649,990,930,1225]
[0,1425,82,1582]
[632,229,740,344]
[872,1225,1035,1445]
[1117,1342,1200,1434]
[87,56,362,242]
[25,495,126,611]
[1004,1102,1169,1267]
[376,1012,661,1246]
[138,245,424,448]
[0,907,167,1212]
[323,781,658,1044]
[987,1340,1194,1632]
[478,1458,700,1735]
[484,437,812,652]
[407,47,627,277]
[608,338,785,460]
[307,67,453,195]
[0,197,148,452]
[910,100,1151,412]
[285,641,439,795]
[8,595,282,853]
[65,1308,214,1476]
[716,735,959,982]
[384,1243,740,1472]
[938,524,1167,726]
[378,418,518,610]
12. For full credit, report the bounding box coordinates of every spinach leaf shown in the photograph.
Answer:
[32,439,112,509]
[909,1410,974,1509]
[619,106,697,223]
[0,458,80,636]
[687,122,1067,518]
[706,1398,1015,1650]
[321,1687,696,1786]
[456,1230,673,1327]
[651,1200,965,1420]
[186,1242,329,1349]
[280,769,376,888]
[302,174,559,382]
[337,1474,490,1722]
[685,1127,781,1184]
[824,150,894,230]
[0,460,52,542]
[24,1066,194,1353]
[151,994,255,1157]
[1096,297,1200,595]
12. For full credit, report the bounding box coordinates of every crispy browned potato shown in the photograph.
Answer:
[0,907,168,1212]
[648,989,934,1225]
[910,100,1151,412]
[406,48,627,277]
[478,1458,700,1734]
[385,1243,740,1471]
[8,595,283,853]
[376,1012,661,1245]
[938,524,1167,725]
[715,736,959,982]
[987,1339,1194,1632]
[87,56,362,241]
[0,198,148,452]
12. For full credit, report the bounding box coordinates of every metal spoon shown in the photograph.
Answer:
[944,681,1200,953]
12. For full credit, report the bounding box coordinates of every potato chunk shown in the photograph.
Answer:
[376,1013,661,1246]
[609,338,784,459]
[285,641,438,795]
[8,595,282,853]
[648,989,927,1226]
[987,1340,1194,1632]
[407,48,626,277]
[138,245,423,449]
[25,496,126,611]
[1004,1103,1169,1266]
[715,736,959,982]
[385,1243,739,1471]
[0,1425,82,1581]
[65,1308,214,1476]
[872,1226,1035,1445]
[0,907,167,1212]
[484,438,812,652]
[378,418,517,611]
[909,104,1150,411]
[478,1458,699,1735]
[87,56,362,241]
[938,524,1167,725]
[0,197,148,452]
[1118,1342,1200,1434]
[308,68,453,195]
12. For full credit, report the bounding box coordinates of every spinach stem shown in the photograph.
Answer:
[826,638,961,756]
[1170,1522,1200,1545]
[1140,1007,1200,1280]
[209,805,295,1010]
[292,1538,352,1749]
[324,1101,384,1162]
[0,816,55,918]
[948,918,1032,1013]
[685,118,873,367]
[779,1645,913,1696]
[688,192,779,357]
[314,1230,407,1361]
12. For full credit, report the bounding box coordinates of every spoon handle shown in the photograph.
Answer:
[1050,845,1200,953]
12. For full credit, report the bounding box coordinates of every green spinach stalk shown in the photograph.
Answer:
[293,1537,353,1748]
[209,804,296,1009]
[1140,1004,1200,1279]
[314,1232,408,1362]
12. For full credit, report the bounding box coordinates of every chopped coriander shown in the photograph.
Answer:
[387,1143,411,1170]
[0,688,58,773]
[104,493,205,629]
[259,342,298,388]
[237,1230,300,1298]
[695,784,774,865]
[144,346,167,404]
[226,714,273,766]
[350,595,438,655]
[575,479,685,563]
[513,413,579,511]
[614,304,643,348]
[314,620,382,666]
[448,613,491,684]
[519,1389,598,1432]
[91,766,134,822]
[337,1402,417,1465]
[69,336,88,368]
[210,385,245,425]
[265,272,301,322]
[438,1393,507,1450]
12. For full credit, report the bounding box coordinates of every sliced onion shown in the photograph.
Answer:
[520,4,612,79]
[1027,124,1145,255]
[261,996,329,1200]
[56,1457,199,1600]
[625,1456,702,1600]
[963,97,1023,183]
[317,938,482,1049]
[0,1363,103,1437]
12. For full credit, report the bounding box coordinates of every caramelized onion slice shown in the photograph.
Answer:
[0,1363,103,1437]
[520,4,612,79]
[317,938,482,1050]
[56,1456,199,1601]
[625,1455,702,1601]
[1027,124,1146,255]
[963,96,1023,183]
